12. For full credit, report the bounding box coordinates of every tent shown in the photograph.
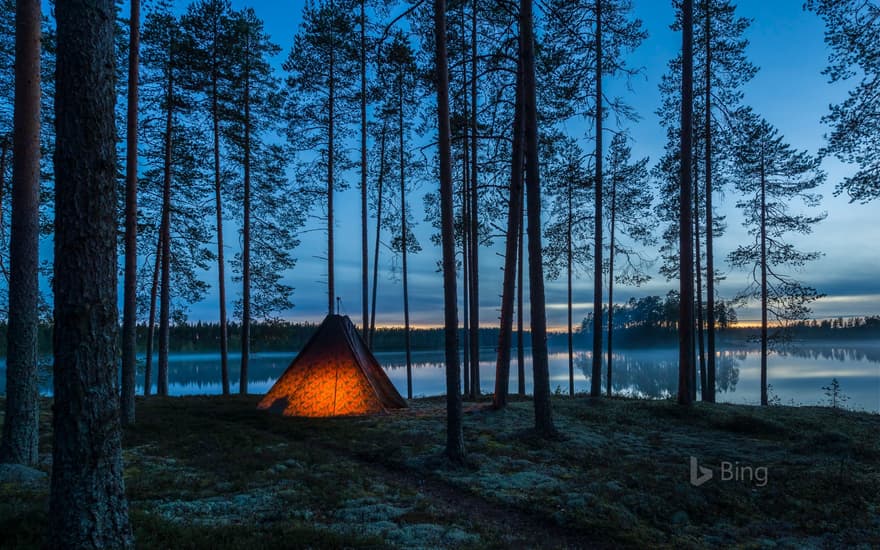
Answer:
[257,314,407,417]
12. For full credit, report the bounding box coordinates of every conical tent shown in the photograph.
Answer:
[258,314,407,417]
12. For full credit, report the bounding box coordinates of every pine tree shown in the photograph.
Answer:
[0,0,41,466]
[140,3,214,395]
[120,0,140,426]
[728,112,826,406]
[542,135,592,397]
[50,0,133,544]
[181,0,236,395]
[604,132,654,396]
[224,8,295,394]
[678,0,695,406]
[806,0,880,203]
[434,0,466,463]
[284,0,358,315]
[375,31,422,399]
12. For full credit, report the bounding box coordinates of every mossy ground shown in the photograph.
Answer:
[0,394,878,548]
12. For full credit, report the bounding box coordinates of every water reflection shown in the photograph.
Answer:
[0,342,877,412]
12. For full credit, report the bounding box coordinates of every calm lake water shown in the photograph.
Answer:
[1,342,878,412]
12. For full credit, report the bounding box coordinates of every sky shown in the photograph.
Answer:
[75,0,880,328]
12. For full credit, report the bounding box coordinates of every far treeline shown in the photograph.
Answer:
[2,307,877,358]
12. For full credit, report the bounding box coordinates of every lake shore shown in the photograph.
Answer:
[1,394,878,548]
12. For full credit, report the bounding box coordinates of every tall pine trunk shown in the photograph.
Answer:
[144,234,162,396]
[590,0,603,398]
[695,166,706,400]
[360,0,369,337]
[678,0,695,406]
[240,34,252,395]
[369,121,389,348]
[435,0,466,462]
[399,79,413,400]
[157,38,174,398]
[522,0,555,435]
[212,16,230,396]
[704,0,717,403]
[567,176,574,396]
[517,194,525,396]
[50,0,133,543]
[1,0,41,465]
[606,171,617,397]
[760,146,768,406]
[492,57,524,409]
[468,0,480,398]
[120,0,140,425]
[327,0,336,315]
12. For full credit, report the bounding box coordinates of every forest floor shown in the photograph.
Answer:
[0,394,878,549]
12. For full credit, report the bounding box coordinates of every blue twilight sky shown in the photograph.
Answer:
[133,0,877,328]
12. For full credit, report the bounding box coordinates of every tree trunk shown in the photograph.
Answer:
[50,1,133,544]
[695,162,706,400]
[120,0,140,426]
[567,176,574,397]
[399,78,412,400]
[678,0,695,406]
[517,191,525,396]
[606,170,617,398]
[1,0,41,466]
[144,234,162,397]
[461,52,471,400]
[704,0,717,403]
[0,138,8,281]
[327,0,336,315]
[522,0,555,436]
[212,15,229,396]
[492,56,524,409]
[591,0,603,398]
[370,121,388,348]
[760,145,768,406]
[157,37,174,398]
[434,0,466,462]
[240,33,252,395]
[468,0,480,398]
[360,0,369,338]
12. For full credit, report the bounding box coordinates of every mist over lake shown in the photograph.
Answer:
[3,341,877,412]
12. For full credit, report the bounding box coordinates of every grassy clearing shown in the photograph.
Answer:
[0,394,878,549]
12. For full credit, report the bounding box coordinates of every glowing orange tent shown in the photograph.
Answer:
[257,314,407,417]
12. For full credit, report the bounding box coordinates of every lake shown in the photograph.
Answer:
[1,342,878,412]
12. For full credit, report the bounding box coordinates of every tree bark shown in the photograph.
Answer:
[760,144,768,406]
[567,175,574,397]
[492,57,524,409]
[120,0,141,426]
[327,0,336,315]
[704,0,717,403]
[51,0,133,544]
[591,0,604,398]
[157,35,174,398]
[517,192,525,396]
[370,121,388,348]
[1,0,41,466]
[144,234,162,397]
[606,169,617,397]
[240,30,252,395]
[468,0,480,398]
[360,0,369,338]
[695,161,706,400]
[435,0,466,462]
[678,0,695,406]
[522,0,555,436]
[399,75,412,400]
[211,10,229,396]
